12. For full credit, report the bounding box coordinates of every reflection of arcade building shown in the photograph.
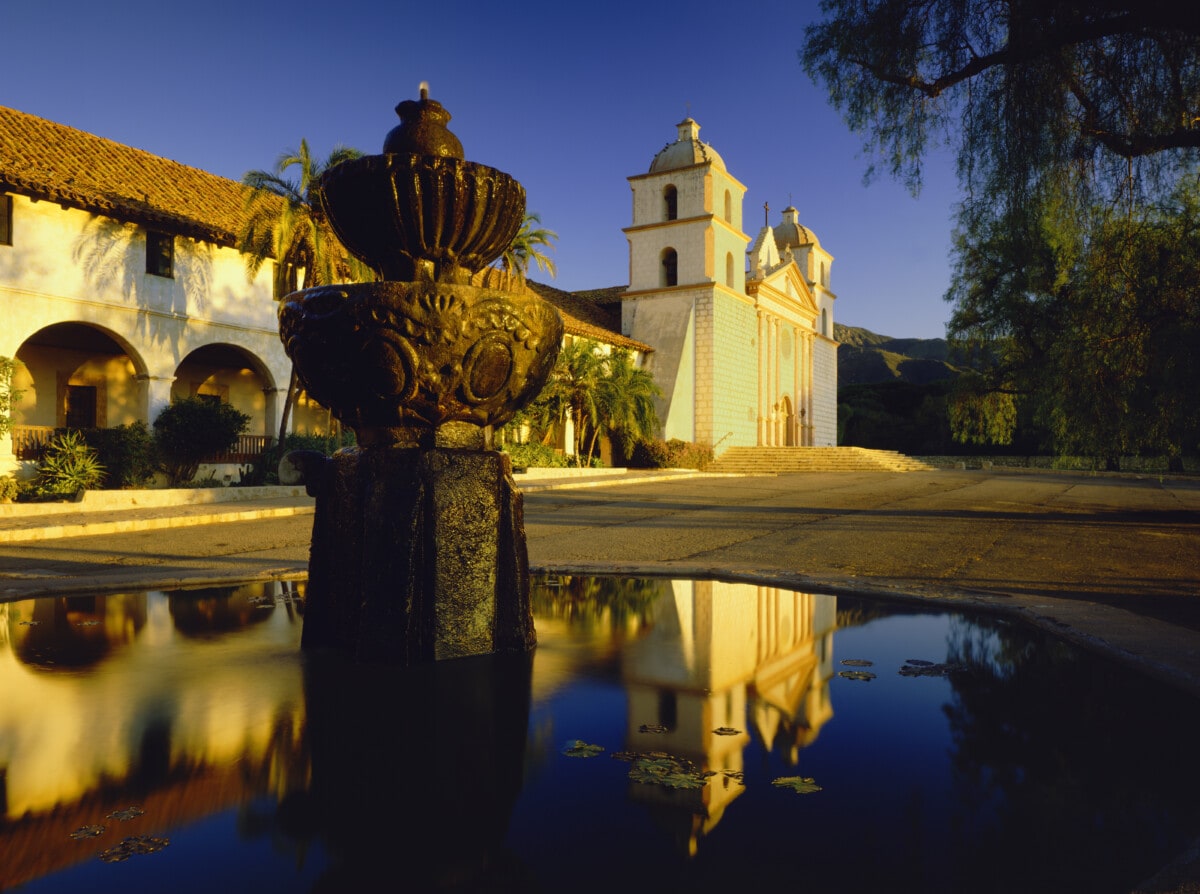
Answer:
[0,586,307,888]
[621,580,836,855]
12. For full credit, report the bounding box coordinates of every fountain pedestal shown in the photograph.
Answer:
[299,447,534,663]
[279,88,561,664]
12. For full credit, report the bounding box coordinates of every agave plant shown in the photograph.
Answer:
[34,430,106,496]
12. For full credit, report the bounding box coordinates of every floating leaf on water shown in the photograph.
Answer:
[561,739,605,758]
[629,757,712,790]
[838,670,877,681]
[840,659,874,667]
[18,620,39,626]
[638,723,668,734]
[106,806,145,820]
[772,776,823,794]
[905,659,935,666]
[98,835,169,863]
[69,825,106,840]
[713,727,741,736]
[723,770,745,785]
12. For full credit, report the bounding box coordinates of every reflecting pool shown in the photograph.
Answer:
[1,578,1198,893]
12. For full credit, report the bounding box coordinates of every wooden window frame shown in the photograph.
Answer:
[0,194,12,246]
[146,229,174,278]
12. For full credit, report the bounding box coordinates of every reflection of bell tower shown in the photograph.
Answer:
[622,119,751,446]
[620,580,837,857]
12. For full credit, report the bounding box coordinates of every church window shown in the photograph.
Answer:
[725,252,734,287]
[724,189,732,223]
[663,185,678,221]
[146,229,174,278]
[821,308,829,336]
[661,248,678,287]
[821,261,827,286]
[0,194,11,245]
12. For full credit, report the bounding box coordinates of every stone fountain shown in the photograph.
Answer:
[277,87,563,664]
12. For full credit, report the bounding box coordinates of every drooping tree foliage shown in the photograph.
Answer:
[802,1,1200,464]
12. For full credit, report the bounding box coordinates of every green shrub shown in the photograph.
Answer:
[154,398,250,486]
[0,475,19,501]
[629,438,712,470]
[32,430,106,496]
[80,422,159,489]
[503,441,569,470]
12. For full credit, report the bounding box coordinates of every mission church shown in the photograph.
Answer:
[0,105,836,476]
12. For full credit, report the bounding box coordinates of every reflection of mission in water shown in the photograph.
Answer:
[533,576,837,858]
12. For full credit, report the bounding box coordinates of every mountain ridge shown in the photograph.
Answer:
[835,323,960,386]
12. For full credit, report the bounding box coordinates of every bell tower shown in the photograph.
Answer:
[620,119,752,447]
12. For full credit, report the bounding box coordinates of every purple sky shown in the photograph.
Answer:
[5,0,963,339]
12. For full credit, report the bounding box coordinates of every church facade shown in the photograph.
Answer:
[620,119,838,451]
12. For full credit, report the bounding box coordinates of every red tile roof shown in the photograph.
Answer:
[0,104,255,245]
[0,105,645,352]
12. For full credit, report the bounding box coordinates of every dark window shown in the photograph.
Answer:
[657,690,677,731]
[661,248,678,287]
[273,262,299,299]
[0,194,12,246]
[146,230,174,277]
[65,385,98,430]
[663,185,678,221]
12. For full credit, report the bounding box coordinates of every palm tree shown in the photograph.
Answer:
[238,140,374,446]
[538,339,605,464]
[498,212,557,280]
[590,349,661,464]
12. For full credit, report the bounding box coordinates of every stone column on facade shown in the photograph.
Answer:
[756,310,766,445]
[263,386,284,444]
[770,316,781,447]
[138,374,176,428]
[803,332,814,446]
[792,324,801,448]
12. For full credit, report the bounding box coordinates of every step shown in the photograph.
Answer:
[708,447,937,474]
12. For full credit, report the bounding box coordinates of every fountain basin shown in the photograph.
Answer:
[278,280,563,447]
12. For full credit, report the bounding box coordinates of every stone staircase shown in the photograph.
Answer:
[707,446,938,474]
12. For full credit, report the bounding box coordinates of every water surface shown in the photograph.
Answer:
[2,577,1197,893]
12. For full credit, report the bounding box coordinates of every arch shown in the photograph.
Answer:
[781,395,796,446]
[13,322,149,442]
[174,342,277,441]
[724,189,732,223]
[663,185,678,221]
[820,261,827,286]
[725,252,735,288]
[820,308,829,336]
[661,248,679,287]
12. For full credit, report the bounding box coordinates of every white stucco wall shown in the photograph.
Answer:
[1,195,292,473]
[811,336,838,446]
[708,293,759,451]
[623,291,697,442]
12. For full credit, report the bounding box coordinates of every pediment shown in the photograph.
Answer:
[754,260,819,318]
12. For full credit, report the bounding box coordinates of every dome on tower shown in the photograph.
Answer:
[773,205,821,251]
[649,118,726,173]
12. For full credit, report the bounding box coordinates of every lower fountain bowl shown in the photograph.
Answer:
[278,280,563,445]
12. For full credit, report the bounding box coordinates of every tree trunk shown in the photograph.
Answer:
[277,365,297,449]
